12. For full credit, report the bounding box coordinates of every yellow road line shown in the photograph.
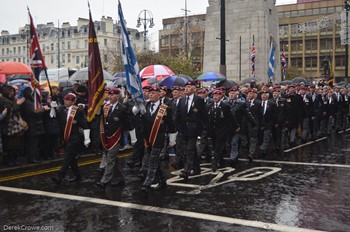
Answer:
[0,153,131,182]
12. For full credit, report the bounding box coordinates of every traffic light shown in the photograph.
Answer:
[346,0,350,11]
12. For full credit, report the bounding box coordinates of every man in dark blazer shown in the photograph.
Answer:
[175,81,208,180]
[259,91,277,156]
[51,93,90,185]
[208,89,239,172]
[95,88,136,189]
[140,86,177,193]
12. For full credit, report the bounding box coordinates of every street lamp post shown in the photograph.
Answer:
[136,9,154,52]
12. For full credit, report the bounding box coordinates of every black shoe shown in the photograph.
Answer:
[155,182,167,191]
[111,180,126,187]
[140,185,151,194]
[95,182,107,189]
[51,176,62,186]
[179,172,188,181]
[191,170,201,175]
[68,176,81,183]
[248,154,253,162]
[96,168,105,175]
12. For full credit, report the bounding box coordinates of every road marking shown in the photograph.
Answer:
[284,128,350,153]
[237,158,350,169]
[0,185,324,232]
[0,153,131,182]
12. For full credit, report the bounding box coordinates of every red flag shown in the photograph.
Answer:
[28,9,46,110]
[87,7,106,122]
[251,43,256,77]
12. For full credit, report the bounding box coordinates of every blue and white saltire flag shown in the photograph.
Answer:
[118,1,146,114]
[267,42,275,80]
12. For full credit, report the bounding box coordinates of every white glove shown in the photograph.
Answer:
[132,106,140,115]
[49,101,57,118]
[129,129,137,145]
[83,129,91,148]
[168,132,177,147]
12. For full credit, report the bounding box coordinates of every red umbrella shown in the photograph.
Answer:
[139,64,175,79]
[0,62,32,75]
[0,74,6,83]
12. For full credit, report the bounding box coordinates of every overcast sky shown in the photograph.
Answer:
[0,0,296,48]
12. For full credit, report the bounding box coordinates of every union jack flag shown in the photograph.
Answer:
[28,8,46,110]
[280,46,287,80]
[251,43,256,77]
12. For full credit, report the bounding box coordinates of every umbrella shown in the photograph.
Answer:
[0,62,32,75]
[197,72,226,82]
[159,74,192,88]
[139,64,175,79]
[241,77,261,85]
[291,77,308,84]
[40,81,59,92]
[59,79,73,88]
[8,79,30,86]
[336,81,347,86]
[8,74,31,81]
[0,74,6,83]
[141,76,160,88]
[113,72,126,78]
[279,80,292,85]
[69,67,114,82]
[216,80,238,89]
[113,77,127,87]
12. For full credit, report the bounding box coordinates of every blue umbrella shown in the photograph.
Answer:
[159,74,192,88]
[197,72,226,82]
[113,72,126,78]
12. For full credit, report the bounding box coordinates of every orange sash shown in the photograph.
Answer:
[100,104,122,150]
[147,103,168,147]
[64,106,78,143]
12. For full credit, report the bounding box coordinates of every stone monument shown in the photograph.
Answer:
[203,0,280,82]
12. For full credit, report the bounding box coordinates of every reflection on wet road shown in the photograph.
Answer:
[1,131,350,231]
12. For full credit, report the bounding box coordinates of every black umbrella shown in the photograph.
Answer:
[278,80,292,85]
[241,77,261,85]
[291,77,307,84]
[216,80,238,89]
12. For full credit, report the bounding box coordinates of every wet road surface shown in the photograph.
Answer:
[1,131,350,232]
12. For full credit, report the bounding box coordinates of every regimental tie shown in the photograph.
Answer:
[150,103,155,115]
[185,96,189,112]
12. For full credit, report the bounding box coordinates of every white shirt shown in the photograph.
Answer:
[185,94,194,113]
[261,100,267,115]
[150,100,160,115]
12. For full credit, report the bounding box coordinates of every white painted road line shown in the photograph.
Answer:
[0,186,324,232]
[238,158,350,169]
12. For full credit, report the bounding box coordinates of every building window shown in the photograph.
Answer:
[291,40,303,52]
[18,58,21,62]
[312,8,320,15]
[335,55,346,67]
[68,54,71,63]
[76,40,80,49]
[305,39,317,51]
[320,8,327,14]
[84,40,87,49]
[6,48,9,55]
[51,55,54,64]
[2,48,4,55]
[18,47,21,54]
[62,42,65,50]
[320,38,332,50]
[76,55,80,64]
[62,54,65,63]
[13,47,16,54]
[104,54,107,63]
[305,56,317,68]
[104,39,107,46]
[291,57,302,68]
[51,43,54,51]
[68,41,71,49]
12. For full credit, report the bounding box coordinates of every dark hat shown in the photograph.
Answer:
[228,86,239,92]
[248,88,257,93]
[148,86,161,92]
[160,86,168,91]
[76,85,88,93]
[172,86,184,91]
[287,85,295,89]
[64,93,76,101]
[196,89,205,94]
[212,89,223,95]
[185,81,197,86]
[108,88,121,95]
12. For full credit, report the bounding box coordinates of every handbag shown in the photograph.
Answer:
[6,115,28,136]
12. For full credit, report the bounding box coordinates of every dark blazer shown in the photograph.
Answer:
[175,94,208,138]
[103,102,133,137]
[57,106,88,145]
[142,101,176,148]
[247,98,261,127]
[208,101,238,138]
[259,100,277,128]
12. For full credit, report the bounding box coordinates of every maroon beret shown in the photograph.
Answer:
[185,81,197,86]
[148,86,161,92]
[228,86,239,92]
[108,88,121,95]
[212,89,223,95]
[64,93,76,101]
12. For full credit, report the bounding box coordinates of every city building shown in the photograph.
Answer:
[278,0,346,82]
[0,16,143,72]
[159,0,348,82]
